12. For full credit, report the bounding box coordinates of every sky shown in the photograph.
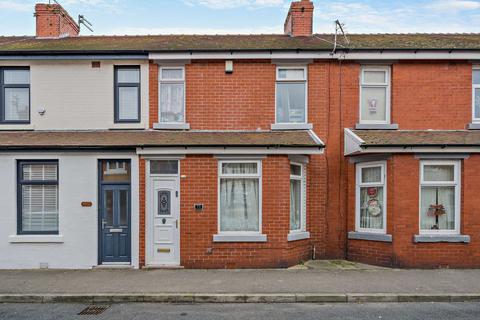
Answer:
[0,0,479,36]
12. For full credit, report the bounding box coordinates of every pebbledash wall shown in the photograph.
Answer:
[0,153,140,269]
[343,61,478,268]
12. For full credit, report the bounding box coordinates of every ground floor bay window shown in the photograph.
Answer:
[355,161,386,233]
[419,160,460,234]
[214,160,265,242]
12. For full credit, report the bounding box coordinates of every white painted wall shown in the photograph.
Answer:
[0,60,149,130]
[0,152,139,269]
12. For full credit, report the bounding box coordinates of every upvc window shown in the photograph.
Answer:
[360,66,391,124]
[114,66,140,123]
[356,162,386,233]
[1,68,30,123]
[218,161,261,233]
[473,68,480,122]
[290,163,306,232]
[419,161,460,234]
[17,161,59,235]
[159,67,185,123]
[276,66,307,124]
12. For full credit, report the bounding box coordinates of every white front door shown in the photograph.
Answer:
[148,177,180,266]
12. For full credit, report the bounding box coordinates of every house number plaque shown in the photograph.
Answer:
[81,202,93,207]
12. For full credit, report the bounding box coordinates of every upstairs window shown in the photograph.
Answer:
[473,68,480,122]
[159,67,185,123]
[1,68,30,124]
[276,67,307,124]
[360,66,391,124]
[114,66,140,123]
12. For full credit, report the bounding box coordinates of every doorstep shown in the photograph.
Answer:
[142,265,185,270]
[93,264,134,270]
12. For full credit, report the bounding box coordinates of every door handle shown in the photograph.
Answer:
[101,219,107,230]
[176,219,178,229]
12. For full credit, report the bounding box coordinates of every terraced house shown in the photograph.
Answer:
[0,0,479,269]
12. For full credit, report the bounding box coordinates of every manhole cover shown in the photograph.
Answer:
[78,305,110,316]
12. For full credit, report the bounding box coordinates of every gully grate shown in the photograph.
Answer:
[78,305,110,316]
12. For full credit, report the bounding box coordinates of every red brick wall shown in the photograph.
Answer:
[35,4,79,38]
[284,0,314,37]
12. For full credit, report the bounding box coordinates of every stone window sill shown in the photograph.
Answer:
[413,234,470,243]
[271,123,313,130]
[153,123,190,130]
[9,235,64,243]
[288,231,310,241]
[213,234,267,243]
[355,123,399,130]
[467,123,480,130]
[348,231,392,242]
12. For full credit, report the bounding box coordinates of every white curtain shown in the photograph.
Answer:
[420,186,455,231]
[118,87,138,120]
[359,187,384,229]
[276,83,305,123]
[160,83,184,122]
[290,179,301,231]
[220,163,259,232]
[4,88,29,121]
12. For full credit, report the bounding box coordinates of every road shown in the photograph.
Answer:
[1,303,480,320]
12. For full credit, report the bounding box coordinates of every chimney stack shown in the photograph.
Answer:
[284,0,314,37]
[35,3,80,38]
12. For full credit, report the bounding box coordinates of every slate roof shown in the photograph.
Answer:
[353,130,480,147]
[1,33,480,53]
[0,130,323,150]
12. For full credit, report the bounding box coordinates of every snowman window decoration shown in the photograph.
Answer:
[368,98,377,114]
[365,187,382,217]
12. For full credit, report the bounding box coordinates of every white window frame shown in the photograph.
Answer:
[355,161,387,234]
[275,66,308,125]
[472,66,480,123]
[419,160,461,235]
[289,162,306,233]
[217,160,262,235]
[158,66,186,124]
[359,66,391,125]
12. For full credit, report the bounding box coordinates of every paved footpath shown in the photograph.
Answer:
[1,261,480,303]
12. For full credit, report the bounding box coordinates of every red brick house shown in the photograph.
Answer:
[0,1,479,269]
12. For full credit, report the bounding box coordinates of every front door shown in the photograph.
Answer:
[100,185,131,263]
[149,177,180,266]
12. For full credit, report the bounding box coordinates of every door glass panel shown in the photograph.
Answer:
[150,160,178,174]
[158,191,171,216]
[105,190,114,226]
[101,160,131,182]
[119,190,128,226]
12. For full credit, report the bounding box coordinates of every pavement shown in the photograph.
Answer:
[1,260,480,303]
[2,303,480,320]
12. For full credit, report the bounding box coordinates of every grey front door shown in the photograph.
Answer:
[100,184,131,263]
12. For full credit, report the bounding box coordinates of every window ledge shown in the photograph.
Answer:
[355,123,399,130]
[467,123,480,130]
[288,231,310,241]
[153,123,190,130]
[213,234,267,243]
[413,234,470,243]
[8,235,64,243]
[271,123,313,130]
[348,231,392,242]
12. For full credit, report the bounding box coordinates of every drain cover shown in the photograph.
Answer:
[78,305,110,316]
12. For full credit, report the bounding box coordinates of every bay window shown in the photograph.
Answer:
[218,161,261,234]
[114,66,140,123]
[419,161,460,234]
[360,66,390,124]
[1,68,30,123]
[17,161,59,234]
[159,67,185,124]
[356,162,386,233]
[276,67,307,124]
[473,68,480,122]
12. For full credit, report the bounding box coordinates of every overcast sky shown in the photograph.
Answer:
[0,0,479,36]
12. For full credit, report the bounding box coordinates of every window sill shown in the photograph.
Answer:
[288,231,310,241]
[213,234,267,243]
[153,123,190,130]
[271,123,313,130]
[467,123,480,130]
[355,123,399,130]
[413,234,470,243]
[8,235,64,243]
[348,231,392,243]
